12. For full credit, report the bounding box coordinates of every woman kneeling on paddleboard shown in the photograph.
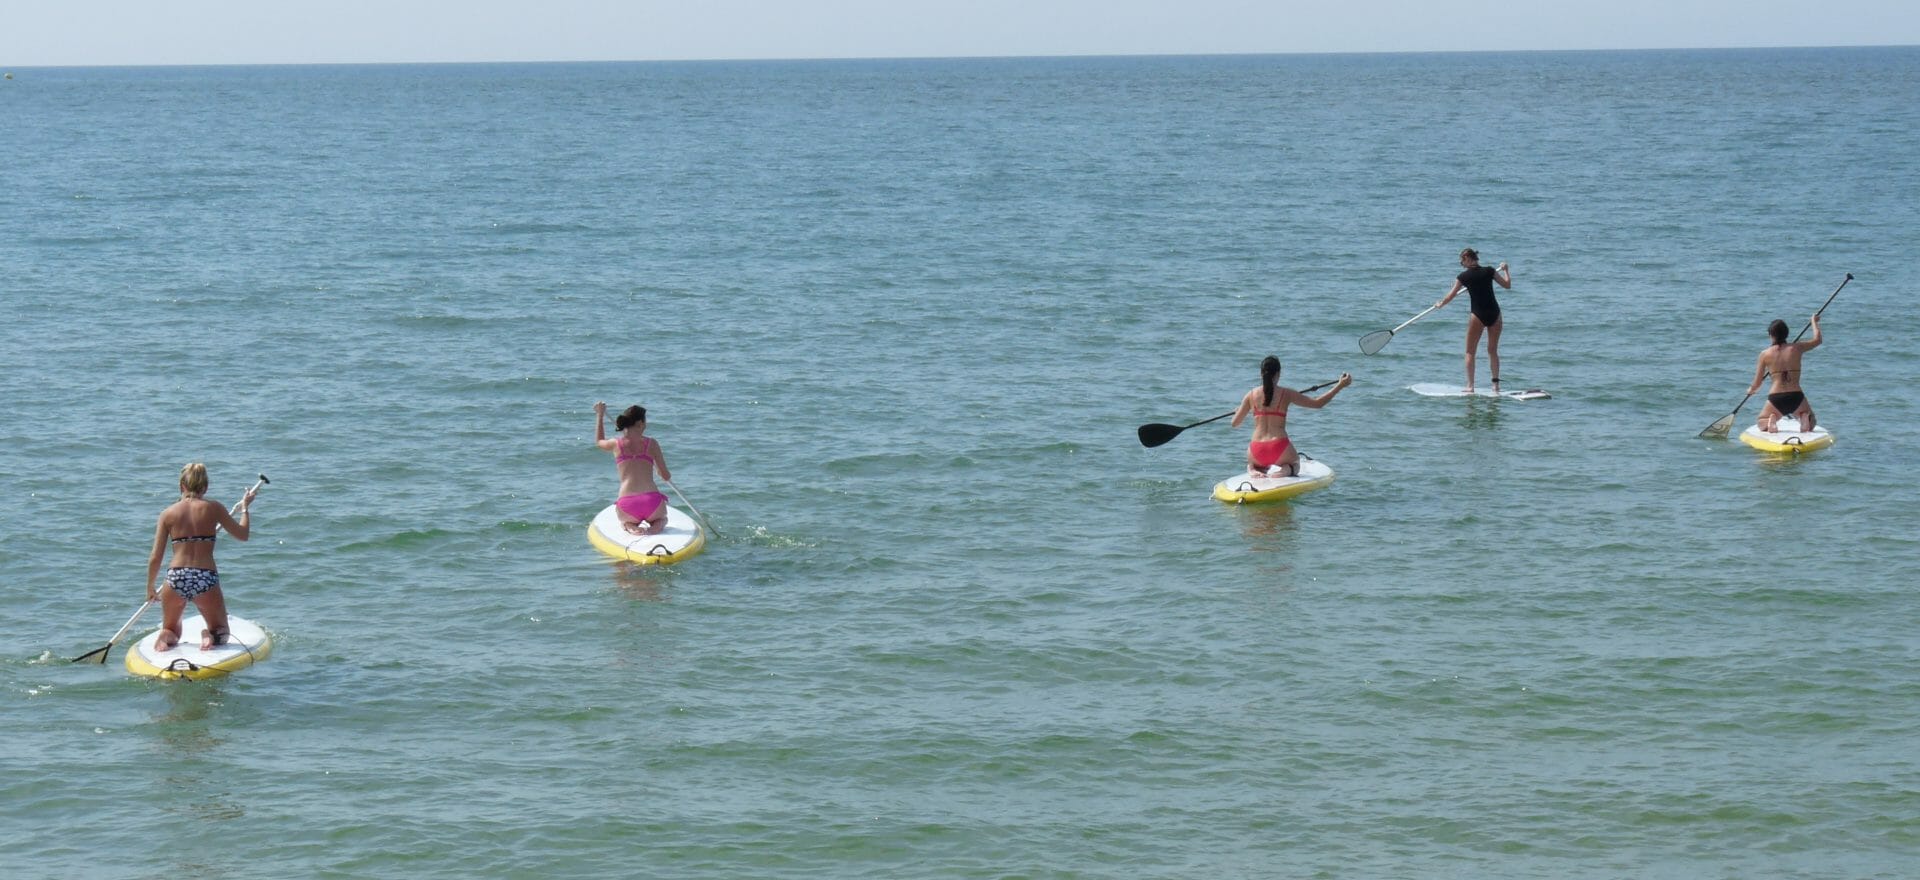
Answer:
[1434,247,1512,394]
[595,402,673,536]
[1748,314,1822,432]
[145,463,258,651]
[1231,356,1351,477]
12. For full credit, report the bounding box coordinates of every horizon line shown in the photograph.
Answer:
[4,42,1916,72]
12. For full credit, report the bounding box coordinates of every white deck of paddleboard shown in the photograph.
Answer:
[129,615,268,670]
[1215,459,1335,493]
[589,503,701,557]
[1741,417,1831,446]
[1408,383,1551,400]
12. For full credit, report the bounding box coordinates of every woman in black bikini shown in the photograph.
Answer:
[144,463,258,651]
[1748,313,1822,432]
[1434,248,1512,394]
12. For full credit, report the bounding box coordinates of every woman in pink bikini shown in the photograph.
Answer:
[594,402,673,535]
[1230,356,1352,477]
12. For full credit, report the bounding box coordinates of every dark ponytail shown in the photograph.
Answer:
[1767,319,1788,345]
[615,405,647,431]
[1259,356,1281,406]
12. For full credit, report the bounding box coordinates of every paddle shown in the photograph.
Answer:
[71,474,268,664]
[1698,273,1851,439]
[1138,380,1336,448]
[663,477,716,539]
[1359,304,1440,355]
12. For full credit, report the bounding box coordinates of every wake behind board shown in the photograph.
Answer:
[1740,416,1833,454]
[126,615,271,681]
[1212,459,1336,504]
[587,503,706,565]
[1409,383,1551,401]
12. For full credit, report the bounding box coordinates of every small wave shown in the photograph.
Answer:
[395,313,491,329]
[339,527,460,551]
[733,525,818,549]
[27,234,137,247]
[481,221,591,235]
[495,520,576,535]
[822,450,932,475]
[448,376,571,393]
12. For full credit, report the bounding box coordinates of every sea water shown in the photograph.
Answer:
[3,50,1918,878]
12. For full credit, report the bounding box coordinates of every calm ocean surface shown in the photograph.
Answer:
[4,49,1919,878]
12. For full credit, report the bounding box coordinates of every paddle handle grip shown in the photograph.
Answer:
[1185,411,1236,430]
[219,476,270,532]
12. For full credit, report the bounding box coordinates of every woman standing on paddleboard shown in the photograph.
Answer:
[1434,248,1512,394]
[1231,356,1352,477]
[595,402,673,536]
[1748,314,1822,432]
[144,463,257,652]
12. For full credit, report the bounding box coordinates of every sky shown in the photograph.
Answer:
[2,0,1918,67]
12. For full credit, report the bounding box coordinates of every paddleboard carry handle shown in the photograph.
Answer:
[166,659,201,673]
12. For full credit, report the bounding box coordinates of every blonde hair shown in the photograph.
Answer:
[179,462,209,497]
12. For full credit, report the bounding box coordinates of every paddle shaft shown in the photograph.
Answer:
[99,600,155,651]
[1794,273,1852,343]
[1360,304,1440,354]
[663,477,715,538]
[1389,304,1440,335]
[1142,379,1340,443]
[1708,274,1851,430]
[1186,379,1338,431]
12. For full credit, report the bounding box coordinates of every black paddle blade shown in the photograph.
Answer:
[1698,413,1736,439]
[1137,423,1184,448]
[70,645,110,664]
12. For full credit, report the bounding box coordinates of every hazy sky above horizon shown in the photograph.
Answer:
[3,0,1918,67]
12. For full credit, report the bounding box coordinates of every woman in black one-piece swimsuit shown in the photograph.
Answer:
[1435,248,1513,393]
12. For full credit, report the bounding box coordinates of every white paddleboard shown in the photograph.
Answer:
[126,614,272,681]
[1739,416,1833,453]
[1212,458,1336,504]
[1409,383,1551,400]
[587,503,706,565]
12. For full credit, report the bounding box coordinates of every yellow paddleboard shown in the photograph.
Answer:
[126,615,271,681]
[1739,417,1833,454]
[587,503,706,565]
[1212,459,1336,504]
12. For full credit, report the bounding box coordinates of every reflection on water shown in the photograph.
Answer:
[1753,450,1819,475]
[149,681,227,754]
[1459,397,1505,431]
[147,683,247,828]
[1235,501,1300,551]
[609,562,671,603]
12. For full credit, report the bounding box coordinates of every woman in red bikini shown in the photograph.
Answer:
[1230,356,1352,477]
[594,402,673,535]
[144,463,258,651]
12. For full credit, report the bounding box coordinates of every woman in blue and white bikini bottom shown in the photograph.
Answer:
[144,463,259,652]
